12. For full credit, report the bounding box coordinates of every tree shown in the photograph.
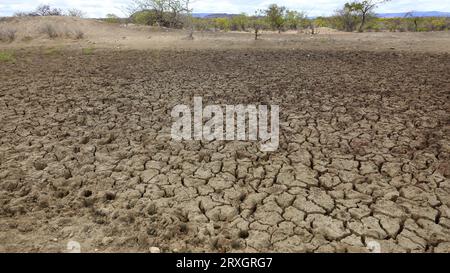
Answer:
[345,1,390,32]
[132,10,159,25]
[404,11,420,32]
[131,0,192,28]
[214,18,231,31]
[230,13,249,31]
[334,4,360,32]
[67,8,86,18]
[105,14,120,23]
[284,10,308,31]
[183,0,194,39]
[252,10,266,40]
[35,4,63,16]
[265,4,287,33]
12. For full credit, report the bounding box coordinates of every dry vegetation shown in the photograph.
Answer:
[0,28,17,43]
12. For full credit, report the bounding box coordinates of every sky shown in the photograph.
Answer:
[0,0,449,18]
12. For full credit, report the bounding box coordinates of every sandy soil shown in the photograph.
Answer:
[0,17,450,253]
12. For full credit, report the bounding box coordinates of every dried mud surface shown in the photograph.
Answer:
[0,49,449,253]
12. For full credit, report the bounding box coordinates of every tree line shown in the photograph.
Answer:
[11,1,450,33]
[124,0,449,33]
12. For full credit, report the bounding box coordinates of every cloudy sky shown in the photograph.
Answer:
[0,0,449,17]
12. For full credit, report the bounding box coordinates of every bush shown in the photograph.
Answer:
[63,27,85,39]
[67,8,85,18]
[230,14,249,31]
[40,24,60,39]
[105,14,120,24]
[214,18,231,31]
[72,29,84,39]
[0,28,17,43]
[429,18,447,31]
[35,4,63,16]
[13,12,30,17]
[132,10,158,25]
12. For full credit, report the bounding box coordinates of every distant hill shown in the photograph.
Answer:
[192,13,213,18]
[376,11,450,18]
[193,13,238,19]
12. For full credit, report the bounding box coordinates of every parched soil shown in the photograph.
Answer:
[0,48,449,253]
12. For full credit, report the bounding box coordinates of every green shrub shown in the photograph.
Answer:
[230,14,250,31]
[0,51,15,62]
[105,14,120,24]
[132,10,158,25]
[214,18,231,31]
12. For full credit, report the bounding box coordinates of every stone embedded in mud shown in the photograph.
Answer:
[80,136,89,144]
[34,161,47,171]
[149,247,161,253]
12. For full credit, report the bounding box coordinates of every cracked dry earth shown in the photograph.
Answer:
[0,49,450,253]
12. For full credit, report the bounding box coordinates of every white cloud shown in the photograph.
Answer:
[1,0,449,17]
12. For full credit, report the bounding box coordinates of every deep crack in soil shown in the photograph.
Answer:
[0,49,449,253]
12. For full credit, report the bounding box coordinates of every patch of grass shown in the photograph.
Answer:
[44,46,64,55]
[82,47,94,55]
[0,51,15,62]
